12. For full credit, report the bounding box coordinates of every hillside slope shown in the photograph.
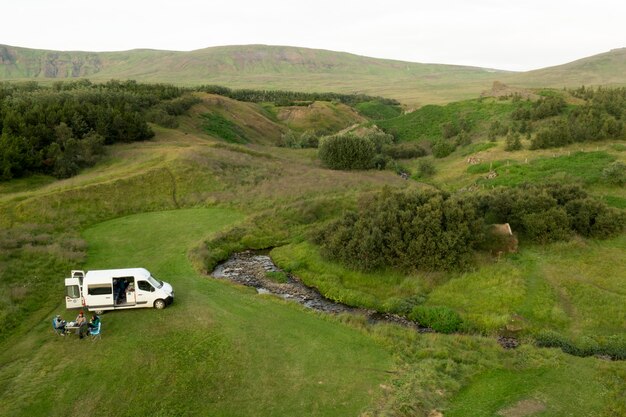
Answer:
[0,44,507,105]
[3,44,625,105]
[505,47,626,88]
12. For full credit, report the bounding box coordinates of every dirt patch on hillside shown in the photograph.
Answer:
[481,81,539,100]
[498,399,546,417]
[276,101,365,132]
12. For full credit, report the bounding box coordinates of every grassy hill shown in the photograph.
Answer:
[507,47,626,88]
[0,44,506,105]
[2,44,626,106]
[1,82,625,416]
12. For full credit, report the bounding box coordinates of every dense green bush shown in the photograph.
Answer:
[279,130,320,149]
[316,188,484,271]
[530,87,626,149]
[474,184,625,242]
[535,330,626,360]
[199,85,399,107]
[382,142,427,159]
[511,96,566,121]
[318,133,376,170]
[408,305,463,333]
[504,132,522,151]
[431,140,456,158]
[417,159,436,178]
[602,161,626,185]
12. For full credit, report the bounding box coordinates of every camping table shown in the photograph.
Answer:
[64,325,81,336]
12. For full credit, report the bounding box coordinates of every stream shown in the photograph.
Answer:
[212,251,447,334]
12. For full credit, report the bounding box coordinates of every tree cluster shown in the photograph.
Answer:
[511,96,566,121]
[531,87,625,149]
[318,130,395,170]
[472,183,625,243]
[198,85,399,107]
[316,184,624,273]
[0,80,195,179]
[316,188,484,271]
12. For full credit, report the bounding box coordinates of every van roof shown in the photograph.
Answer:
[85,268,151,280]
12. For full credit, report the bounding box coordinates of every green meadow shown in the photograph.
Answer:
[0,80,625,416]
[0,208,393,416]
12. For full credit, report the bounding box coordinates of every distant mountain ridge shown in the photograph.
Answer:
[0,44,624,104]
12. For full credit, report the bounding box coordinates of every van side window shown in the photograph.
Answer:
[87,284,112,295]
[137,280,154,292]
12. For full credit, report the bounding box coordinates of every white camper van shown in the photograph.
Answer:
[65,268,174,314]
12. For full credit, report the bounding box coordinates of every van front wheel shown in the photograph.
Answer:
[154,299,166,310]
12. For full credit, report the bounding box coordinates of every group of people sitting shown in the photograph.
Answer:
[53,310,100,339]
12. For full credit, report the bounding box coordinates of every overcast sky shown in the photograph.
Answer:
[2,0,624,71]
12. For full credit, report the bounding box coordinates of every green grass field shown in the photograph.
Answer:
[0,208,394,416]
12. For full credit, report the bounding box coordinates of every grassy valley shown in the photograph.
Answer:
[0,76,625,417]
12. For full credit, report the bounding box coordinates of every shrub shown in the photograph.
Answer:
[602,161,626,186]
[432,140,456,158]
[318,134,376,170]
[565,198,626,238]
[535,331,626,360]
[382,142,427,159]
[408,305,463,333]
[521,207,571,243]
[504,132,522,151]
[317,188,484,271]
[417,159,436,178]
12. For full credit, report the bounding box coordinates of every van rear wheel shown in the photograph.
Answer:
[154,299,166,310]
[94,309,104,315]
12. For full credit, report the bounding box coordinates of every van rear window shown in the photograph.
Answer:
[88,284,112,295]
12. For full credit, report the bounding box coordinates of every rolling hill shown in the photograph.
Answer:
[2,43,625,105]
[1,43,504,105]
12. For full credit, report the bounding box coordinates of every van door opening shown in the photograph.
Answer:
[113,276,136,306]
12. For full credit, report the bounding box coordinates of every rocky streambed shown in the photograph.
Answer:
[212,251,434,332]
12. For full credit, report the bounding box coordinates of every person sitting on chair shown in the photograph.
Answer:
[88,314,100,333]
[76,310,88,338]
[54,315,66,334]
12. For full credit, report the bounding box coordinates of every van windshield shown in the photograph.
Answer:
[148,275,163,289]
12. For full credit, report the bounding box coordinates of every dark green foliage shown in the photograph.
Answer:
[363,130,394,153]
[488,120,509,141]
[441,121,460,139]
[408,305,463,333]
[511,96,566,121]
[316,188,484,271]
[474,183,625,243]
[279,130,319,149]
[318,134,376,170]
[602,161,626,185]
[565,198,626,238]
[382,142,427,159]
[531,87,626,149]
[504,132,522,151]
[0,80,198,180]
[535,330,626,360]
[520,207,571,243]
[432,140,456,158]
[417,159,436,178]
[199,85,399,107]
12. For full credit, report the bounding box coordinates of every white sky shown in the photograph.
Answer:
[1,0,624,71]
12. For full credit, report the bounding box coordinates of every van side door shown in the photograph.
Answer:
[65,278,83,309]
